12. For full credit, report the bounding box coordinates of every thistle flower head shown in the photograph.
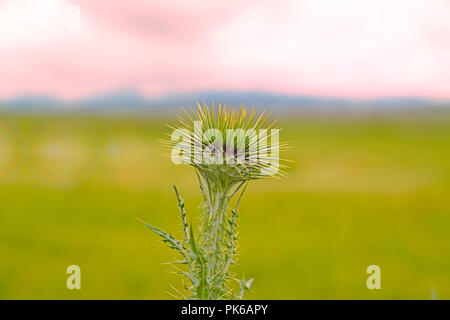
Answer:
[164,102,289,191]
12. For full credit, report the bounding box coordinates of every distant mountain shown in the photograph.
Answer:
[0,94,62,110]
[74,91,151,109]
[0,90,444,113]
[71,90,353,111]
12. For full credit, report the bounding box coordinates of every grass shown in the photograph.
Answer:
[0,111,449,299]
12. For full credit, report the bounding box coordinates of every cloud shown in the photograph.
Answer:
[0,0,449,100]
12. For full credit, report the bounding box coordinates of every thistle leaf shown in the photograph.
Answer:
[136,217,188,259]
[173,185,189,245]
[238,277,254,300]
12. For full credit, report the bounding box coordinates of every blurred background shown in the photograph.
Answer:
[0,0,449,299]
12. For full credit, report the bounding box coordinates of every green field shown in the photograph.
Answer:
[0,111,449,299]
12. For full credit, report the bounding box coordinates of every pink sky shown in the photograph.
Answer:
[0,0,449,100]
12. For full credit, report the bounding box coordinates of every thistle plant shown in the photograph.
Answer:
[138,102,288,300]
